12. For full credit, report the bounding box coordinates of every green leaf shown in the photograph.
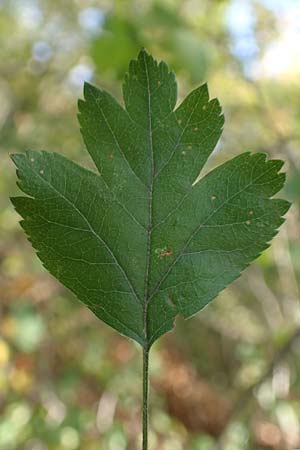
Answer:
[11,50,290,349]
[91,15,141,77]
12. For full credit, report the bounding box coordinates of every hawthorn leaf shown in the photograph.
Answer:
[11,50,290,349]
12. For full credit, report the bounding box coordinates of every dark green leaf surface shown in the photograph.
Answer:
[11,50,290,348]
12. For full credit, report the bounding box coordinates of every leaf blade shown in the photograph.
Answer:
[12,50,290,348]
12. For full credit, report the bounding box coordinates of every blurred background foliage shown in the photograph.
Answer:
[0,0,300,449]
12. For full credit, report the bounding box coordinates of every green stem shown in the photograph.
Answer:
[142,347,150,450]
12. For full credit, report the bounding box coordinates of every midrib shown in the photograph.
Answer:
[143,53,154,346]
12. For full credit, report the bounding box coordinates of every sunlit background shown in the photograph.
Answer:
[0,0,300,449]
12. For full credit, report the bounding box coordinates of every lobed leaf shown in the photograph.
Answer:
[11,50,290,348]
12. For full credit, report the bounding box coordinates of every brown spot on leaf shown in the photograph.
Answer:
[160,249,173,258]
[107,153,114,159]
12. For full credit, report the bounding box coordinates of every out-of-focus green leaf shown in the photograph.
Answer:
[12,306,45,352]
[91,15,141,77]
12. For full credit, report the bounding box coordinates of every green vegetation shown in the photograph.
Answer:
[1,1,300,449]
[11,49,290,448]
